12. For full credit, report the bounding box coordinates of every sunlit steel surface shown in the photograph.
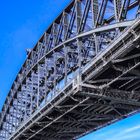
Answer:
[0,0,140,140]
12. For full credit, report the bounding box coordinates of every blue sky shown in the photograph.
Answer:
[80,113,140,140]
[0,0,140,140]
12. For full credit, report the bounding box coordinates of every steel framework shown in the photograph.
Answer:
[0,0,140,140]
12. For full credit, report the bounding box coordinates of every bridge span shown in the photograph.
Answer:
[0,0,140,139]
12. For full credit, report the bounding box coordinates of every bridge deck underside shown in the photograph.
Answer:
[15,85,140,140]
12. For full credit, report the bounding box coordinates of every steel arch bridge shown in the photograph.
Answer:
[1,0,140,139]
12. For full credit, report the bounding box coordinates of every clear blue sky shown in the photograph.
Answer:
[0,0,140,140]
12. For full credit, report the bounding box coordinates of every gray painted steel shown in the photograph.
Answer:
[0,0,140,139]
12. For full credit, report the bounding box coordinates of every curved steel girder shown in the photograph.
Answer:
[24,20,135,78]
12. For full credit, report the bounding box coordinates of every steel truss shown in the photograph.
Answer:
[0,0,140,140]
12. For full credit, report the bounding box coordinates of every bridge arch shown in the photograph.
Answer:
[0,0,140,140]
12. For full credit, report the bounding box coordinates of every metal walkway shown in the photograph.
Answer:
[0,0,140,139]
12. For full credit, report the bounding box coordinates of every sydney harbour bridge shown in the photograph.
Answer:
[0,0,140,139]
